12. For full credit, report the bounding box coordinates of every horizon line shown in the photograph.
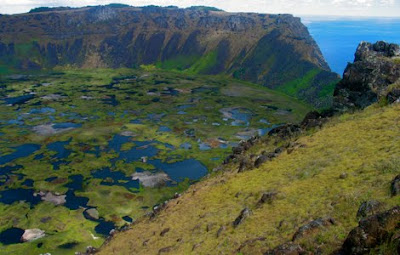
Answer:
[1,4,400,19]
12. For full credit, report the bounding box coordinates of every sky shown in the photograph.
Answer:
[0,0,399,17]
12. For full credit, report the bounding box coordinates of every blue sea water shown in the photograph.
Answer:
[304,17,400,75]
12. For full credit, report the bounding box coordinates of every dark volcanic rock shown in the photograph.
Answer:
[292,218,335,241]
[356,200,383,219]
[339,206,400,255]
[238,156,253,172]
[264,242,305,255]
[254,154,272,168]
[268,124,301,140]
[233,208,252,228]
[334,41,400,112]
[391,174,400,196]
[300,111,326,129]
[257,192,278,206]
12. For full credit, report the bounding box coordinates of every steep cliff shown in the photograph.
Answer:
[0,5,339,107]
[334,41,400,111]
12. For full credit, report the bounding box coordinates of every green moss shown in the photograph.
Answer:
[186,51,218,74]
[278,69,321,96]
[156,55,200,71]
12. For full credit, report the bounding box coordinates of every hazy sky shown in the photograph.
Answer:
[1,0,399,17]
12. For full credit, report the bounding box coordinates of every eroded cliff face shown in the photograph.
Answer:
[334,41,400,111]
[0,5,339,107]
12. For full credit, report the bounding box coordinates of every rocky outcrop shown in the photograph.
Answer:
[21,229,45,242]
[84,208,100,220]
[356,200,383,219]
[292,218,335,241]
[338,206,400,254]
[334,41,400,112]
[132,171,171,188]
[0,5,338,107]
[38,191,66,205]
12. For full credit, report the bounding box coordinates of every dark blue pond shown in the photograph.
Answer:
[64,190,89,210]
[2,94,34,105]
[102,95,119,106]
[87,146,101,158]
[199,143,211,151]
[34,154,44,160]
[158,126,172,132]
[47,139,72,159]
[0,165,23,176]
[0,144,41,165]
[149,159,207,183]
[53,123,82,129]
[64,174,84,191]
[118,144,158,163]
[45,176,58,182]
[0,228,24,245]
[0,165,25,186]
[95,221,115,236]
[229,109,252,126]
[22,179,34,187]
[130,119,142,124]
[29,107,56,114]
[122,216,133,223]
[108,135,131,152]
[0,188,41,207]
[177,104,194,110]
[161,87,179,96]
[91,168,139,189]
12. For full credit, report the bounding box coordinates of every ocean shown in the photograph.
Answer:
[303,16,400,75]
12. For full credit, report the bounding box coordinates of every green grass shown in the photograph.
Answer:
[186,51,217,74]
[278,68,321,96]
[99,103,400,255]
[0,68,312,254]
[156,55,200,71]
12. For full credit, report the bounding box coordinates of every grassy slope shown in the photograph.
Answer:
[99,104,400,254]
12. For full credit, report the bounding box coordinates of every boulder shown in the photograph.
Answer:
[356,200,383,219]
[292,218,335,241]
[339,206,400,254]
[391,174,400,196]
[160,228,170,237]
[233,208,252,228]
[84,208,100,220]
[40,191,66,205]
[132,171,171,188]
[257,192,278,206]
[268,124,301,139]
[238,156,253,172]
[21,229,45,242]
[300,111,327,129]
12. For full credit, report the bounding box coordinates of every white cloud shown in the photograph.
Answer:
[0,0,399,16]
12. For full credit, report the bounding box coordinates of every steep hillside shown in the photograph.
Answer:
[98,42,400,254]
[98,101,400,255]
[0,5,339,107]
